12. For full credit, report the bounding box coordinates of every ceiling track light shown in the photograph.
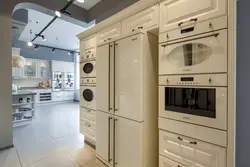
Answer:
[55,11,62,17]
[77,0,85,3]
[52,48,55,54]
[34,45,39,50]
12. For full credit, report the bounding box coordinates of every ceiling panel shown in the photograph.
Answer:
[67,0,102,10]
[18,9,94,51]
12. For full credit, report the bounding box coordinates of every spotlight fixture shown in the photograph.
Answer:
[52,48,55,54]
[55,11,61,17]
[34,45,39,50]
[41,35,47,41]
[77,0,85,3]
[68,52,71,55]
[28,41,33,47]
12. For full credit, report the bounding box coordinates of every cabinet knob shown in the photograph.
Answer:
[208,78,212,83]
[109,108,113,111]
[115,109,118,111]
[209,22,213,29]
[132,29,135,32]
[166,34,169,39]
[166,79,169,83]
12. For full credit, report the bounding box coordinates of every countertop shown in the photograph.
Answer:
[12,90,37,96]
[20,87,52,90]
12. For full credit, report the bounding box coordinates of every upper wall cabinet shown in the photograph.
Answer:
[122,4,159,35]
[23,59,37,78]
[97,22,121,45]
[159,0,227,33]
[38,60,51,78]
[80,34,97,51]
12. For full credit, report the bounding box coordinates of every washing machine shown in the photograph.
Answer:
[80,60,96,78]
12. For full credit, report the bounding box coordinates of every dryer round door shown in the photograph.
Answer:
[83,62,94,74]
[83,88,94,102]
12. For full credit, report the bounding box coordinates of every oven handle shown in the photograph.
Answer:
[178,136,197,145]
[160,33,220,47]
[178,18,198,27]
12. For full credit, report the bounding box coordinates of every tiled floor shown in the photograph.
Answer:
[0,102,104,167]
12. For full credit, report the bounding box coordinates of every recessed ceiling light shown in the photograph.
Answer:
[27,41,33,47]
[77,0,85,3]
[55,11,61,17]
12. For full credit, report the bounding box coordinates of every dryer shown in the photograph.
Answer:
[80,85,96,110]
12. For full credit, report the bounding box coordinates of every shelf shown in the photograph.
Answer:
[12,109,34,115]
[12,102,34,106]
[13,118,33,123]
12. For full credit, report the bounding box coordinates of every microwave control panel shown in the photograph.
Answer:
[159,74,227,87]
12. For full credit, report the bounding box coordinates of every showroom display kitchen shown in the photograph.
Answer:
[78,0,235,166]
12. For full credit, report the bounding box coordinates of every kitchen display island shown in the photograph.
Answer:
[12,91,37,127]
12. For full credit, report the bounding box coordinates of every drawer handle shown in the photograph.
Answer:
[178,136,197,145]
[86,109,91,113]
[178,18,198,27]
[138,26,143,29]
[85,123,91,127]
[108,38,112,40]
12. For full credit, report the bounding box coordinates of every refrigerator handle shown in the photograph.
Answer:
[108,117,113,163]
[114,118,118,165]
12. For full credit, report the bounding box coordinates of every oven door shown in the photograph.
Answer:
[80,61,96,78]
[80,86,96,110]
[159,29,227,75]
[159,86,227,130]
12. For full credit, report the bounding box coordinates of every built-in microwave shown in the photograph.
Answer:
[159,74,227,130]
[159,29,227,75]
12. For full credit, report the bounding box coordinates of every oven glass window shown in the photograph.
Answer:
[165,87,216,118]
[167,43,212,67]
[83,89,94,102]
[83,63,94,74]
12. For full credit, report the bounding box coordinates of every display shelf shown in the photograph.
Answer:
[12,109,35,115]
[12,102,34,106]
[13,118,33,123]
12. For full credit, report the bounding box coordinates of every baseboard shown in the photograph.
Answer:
[0,145,14,151]
[85,140,96,150]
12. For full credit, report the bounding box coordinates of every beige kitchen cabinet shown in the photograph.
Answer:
[80,47,96,62]
[97,22,121,45]
[159,0,227,32]
[159,156,187,167]
[122,4,159,35]
[159,130,226,167]
[12,67,23,79]
[80,34,97,51]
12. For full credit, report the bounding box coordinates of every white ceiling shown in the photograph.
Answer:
[19,9,94,51]
[68,0,102,10]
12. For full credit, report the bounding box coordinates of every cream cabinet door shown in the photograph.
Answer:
[160,0,227,32]
[96,111,113,165]
[98,22,121,45]
[114,117,143,167]
[159,130,226,167]
[122,4,159,35]
[115,34,143,122]
[159,155,187,167]
[96,43,114,113]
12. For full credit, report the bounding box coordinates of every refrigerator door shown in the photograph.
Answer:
[114,34,143,121]
[114,117,143,167]
[96,111,113,165]
[96,43,114,114]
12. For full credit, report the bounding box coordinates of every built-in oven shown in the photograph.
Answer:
[80,85,96,110]
[80,60,96,78]
[159,29,227,75]
[159,74,227,130]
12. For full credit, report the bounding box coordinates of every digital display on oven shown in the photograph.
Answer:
[181,77,194,82]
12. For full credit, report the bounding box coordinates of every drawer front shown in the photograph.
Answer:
[80,78,96,85]
[80,48,96,62]
[98,22,121,45]
[80,34,97,51]
[159,130,226,167]
[159,16,227,43]
[122,4,159,35]
[80,121,96,136]
[80,60,96,78]
[159,29,227,75]
[160,0,227,33]
[159,155,187,167]
[80,107,96,123]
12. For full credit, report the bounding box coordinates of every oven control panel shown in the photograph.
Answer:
[159,74,227,87]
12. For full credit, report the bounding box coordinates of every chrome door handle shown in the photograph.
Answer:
[114,118,118,165]
[108,117,113,163]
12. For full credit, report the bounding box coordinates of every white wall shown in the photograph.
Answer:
[0,16,13,149]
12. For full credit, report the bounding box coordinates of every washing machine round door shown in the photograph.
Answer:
[83,89,94,102]
[83,62,94,74]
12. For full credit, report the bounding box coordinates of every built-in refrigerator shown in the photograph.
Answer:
[95,32,158,167]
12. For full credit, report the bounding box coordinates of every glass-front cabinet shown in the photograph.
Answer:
[23,59,37,77]
[38,60,51,78]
